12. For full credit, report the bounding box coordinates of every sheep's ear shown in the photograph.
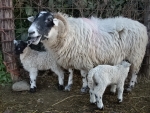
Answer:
[27,16,35,22]
[13,40,18,45]
[53,18,59,26]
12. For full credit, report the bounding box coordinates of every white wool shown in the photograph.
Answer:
[41,12,148,90]
[20,46,65,89]
[87,61,131,109]
[20,46,62,72]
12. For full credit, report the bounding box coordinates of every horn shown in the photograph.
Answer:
[54,12,68,38]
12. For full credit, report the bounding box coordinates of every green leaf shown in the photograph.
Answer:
[25,5,33,16]
[48,0,54,8]
[16,28,27,33]
[0,71,5,76]
[33,11,38,16]
[21,32,28,41]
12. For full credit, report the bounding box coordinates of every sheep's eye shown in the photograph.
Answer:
[18,48,20,50]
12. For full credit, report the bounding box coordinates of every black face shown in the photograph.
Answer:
[14,40,28,55]
[28,11,55,41]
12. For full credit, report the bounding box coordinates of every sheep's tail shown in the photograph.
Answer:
[87,71,95,89]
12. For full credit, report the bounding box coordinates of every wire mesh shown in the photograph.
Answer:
[2,0,150,78]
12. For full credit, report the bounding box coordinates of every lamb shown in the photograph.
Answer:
[13,40,74,92]
[88,61,131,109]
[27,11,148,92]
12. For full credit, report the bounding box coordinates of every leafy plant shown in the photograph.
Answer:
[0,51,12,86]
[13,0,145,50]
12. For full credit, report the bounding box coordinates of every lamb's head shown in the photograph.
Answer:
[120,61,131,72]
[14,40,28,55]
[27,11,67,45]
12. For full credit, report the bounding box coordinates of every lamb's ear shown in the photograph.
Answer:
[27,16,35,22]
[122,61,131,67]
[26,40,32,45]
[53,18,59,26]
[13,40,18,45]
[127,63,131,67]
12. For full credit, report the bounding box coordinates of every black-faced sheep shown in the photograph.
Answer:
[14,40,74,92]
[27,11,148,92]
[88,61,131,109]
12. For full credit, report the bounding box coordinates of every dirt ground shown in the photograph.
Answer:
[0,70,150,113]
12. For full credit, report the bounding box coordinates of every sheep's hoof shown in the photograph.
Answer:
[90,102,97,105]
[80,86,89,93]
[58,84,64,90]
[98,107,104,110]
[110,92,115,95]
[117,99,122,103]
[30,87,36,93]
[125,86,133,92]
[64,84,72,91]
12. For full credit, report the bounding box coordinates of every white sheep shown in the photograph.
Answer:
[88,61,131,109]
[14,40,74,92]
[27,11,148,92]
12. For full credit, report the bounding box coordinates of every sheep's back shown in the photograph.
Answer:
[48,16,148,70]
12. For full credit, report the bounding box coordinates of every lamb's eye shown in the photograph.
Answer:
[18,48,20,50]
[45,18,51,23]
[47,18,51,22]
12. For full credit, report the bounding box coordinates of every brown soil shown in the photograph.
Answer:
[0,70,150,113]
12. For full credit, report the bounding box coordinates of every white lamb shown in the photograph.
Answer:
[14,40,73,92]
[88,61,131,109]
[27,11,148,92]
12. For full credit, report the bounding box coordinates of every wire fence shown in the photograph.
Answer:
[0,0,150,80]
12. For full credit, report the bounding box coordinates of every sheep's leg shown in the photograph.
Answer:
[89,89,96,104]
[80,70,89,93]
[51,65,64,90]
[65,68,74,91]
[127,52,144,92]
[117,83,124,103]
[127,73,137,92]
[110,85,116,94]
[29,69,38,93]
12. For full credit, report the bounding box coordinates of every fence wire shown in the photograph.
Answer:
[1,0,150,78]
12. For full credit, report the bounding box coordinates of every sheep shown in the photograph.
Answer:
[88,61,131,109]
[13,39,74,92]
[27,11,148,92]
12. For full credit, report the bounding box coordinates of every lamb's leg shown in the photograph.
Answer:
[65,68,74,91]
[51,65,64,90]
[110,85,116,94]
[89,89,96,104]
[80,70,89,93]
[29,69,38,93]
[94,85,105,110]
[127,73,137,92]
[117,83,124,103]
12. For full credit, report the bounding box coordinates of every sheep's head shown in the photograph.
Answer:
[14,40,28,55]
[27,11,66,45]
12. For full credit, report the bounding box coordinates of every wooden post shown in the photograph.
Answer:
[0,0,20,81]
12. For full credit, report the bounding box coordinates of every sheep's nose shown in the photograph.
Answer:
[28,31,35,35]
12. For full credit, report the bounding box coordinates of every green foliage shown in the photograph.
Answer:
[0,52,12,86]
[13,0,145,40]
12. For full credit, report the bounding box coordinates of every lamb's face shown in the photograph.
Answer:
[28,11,58,45]
[14,40,27,55]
